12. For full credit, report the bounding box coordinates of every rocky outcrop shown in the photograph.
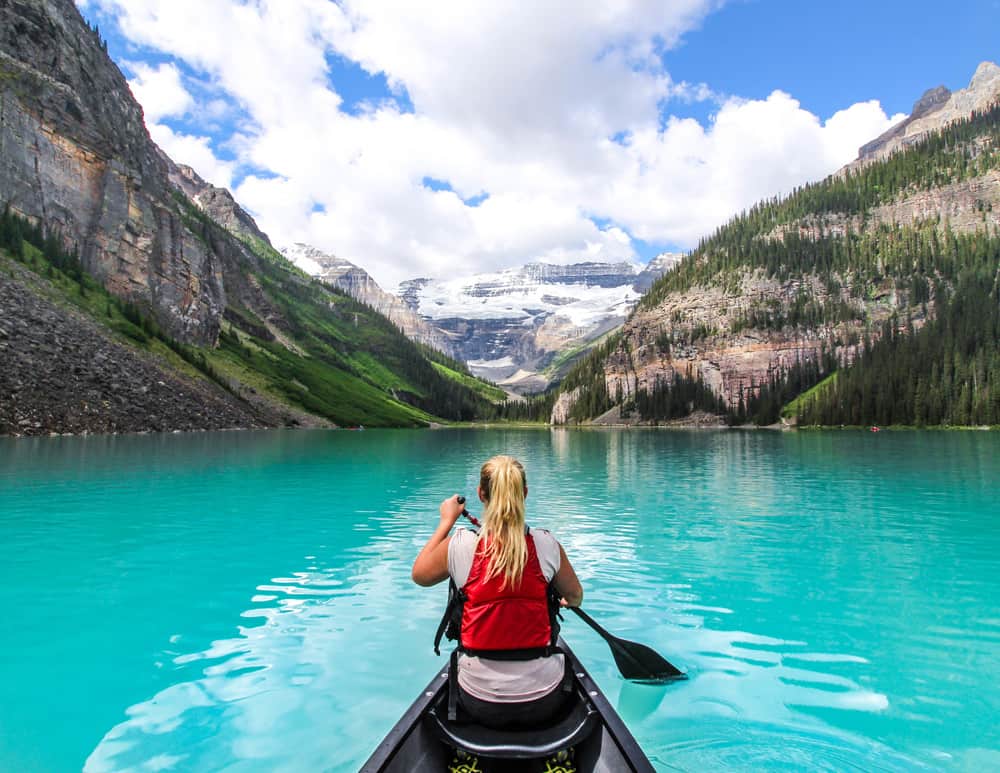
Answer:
[398,278,432,312]
[282,243,458,356]
[869,170,1000,232]
[598,272,902,412]
[858,86,951,161]
[170,163,271,247]
[0,0,231,345]
[854,61,1000,166]
[0,257,275,436]
[766,169,1000,243]
[550,387,582,425]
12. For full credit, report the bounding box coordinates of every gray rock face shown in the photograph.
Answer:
[855,61,1000,165]
[170,163,271,246]
[0,0,227,345]
[398,278,432,312]
[858,86,952,161]
[550,387,581,425]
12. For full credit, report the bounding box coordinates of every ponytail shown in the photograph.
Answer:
[477,455,527,589]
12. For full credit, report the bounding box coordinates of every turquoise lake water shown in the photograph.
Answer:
[0,428,997,771]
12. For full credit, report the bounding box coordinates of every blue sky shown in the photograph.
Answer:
[661,0,999,120]
[77,0,996,286]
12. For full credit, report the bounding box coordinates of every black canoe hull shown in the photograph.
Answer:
[361,639,655,773]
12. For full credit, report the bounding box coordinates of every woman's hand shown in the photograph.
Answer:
[412,494,464,587]
[439,494,465,529]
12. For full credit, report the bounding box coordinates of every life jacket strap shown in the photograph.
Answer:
[456,644,562,661]
[447,649,460,721]
[433,579,466,656]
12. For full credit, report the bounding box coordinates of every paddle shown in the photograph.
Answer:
[568,606,685,682]
[455,497,686,683]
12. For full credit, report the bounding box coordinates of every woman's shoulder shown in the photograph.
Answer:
[529,527,562,555]
[529,527,562,578]
[529,527,559,545]
[449,526,480,559]
[449,526,476,548]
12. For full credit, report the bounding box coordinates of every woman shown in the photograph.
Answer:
[412,455,583,730]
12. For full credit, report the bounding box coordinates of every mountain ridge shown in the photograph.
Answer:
[284,245,682,393]
[281,243,458,357]
[854,61,1000,165]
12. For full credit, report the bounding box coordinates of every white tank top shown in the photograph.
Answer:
[446,527,566,702]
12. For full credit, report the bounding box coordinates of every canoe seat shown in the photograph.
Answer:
[426,694,599,759]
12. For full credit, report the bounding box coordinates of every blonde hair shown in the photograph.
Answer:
[477,455,528,589]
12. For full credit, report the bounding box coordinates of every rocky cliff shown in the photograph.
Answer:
[0,0,497,433]
[855,62,1000,165]
[0,254,279,436]
[170,164,272,248]
[0,0,230,345]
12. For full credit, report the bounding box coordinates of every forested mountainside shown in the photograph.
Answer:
[553,70,1000,427]
[0,0,497,434]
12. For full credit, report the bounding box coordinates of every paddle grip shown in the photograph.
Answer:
[455,495,481,528]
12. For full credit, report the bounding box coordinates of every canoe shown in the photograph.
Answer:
[360,638,655,772]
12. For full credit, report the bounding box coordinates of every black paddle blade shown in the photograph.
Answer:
[570,606,686,682]
[607,634,686,682]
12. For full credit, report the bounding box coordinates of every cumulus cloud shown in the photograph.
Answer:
[92,0,905,289]
[149,125,236,191]
[126,62,193,123]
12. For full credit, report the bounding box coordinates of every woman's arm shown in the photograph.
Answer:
[553,543,584,607]
[411,495,465,587]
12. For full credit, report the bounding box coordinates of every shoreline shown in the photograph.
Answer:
[3,420,997,440]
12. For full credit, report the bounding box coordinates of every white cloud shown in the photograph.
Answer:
[592,92,909,245]
[127,62,193,124]
[92,0,905,289]
[149,124,235,191]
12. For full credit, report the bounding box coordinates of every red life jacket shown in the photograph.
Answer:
[433,528,561,659]
[460,531,552,654]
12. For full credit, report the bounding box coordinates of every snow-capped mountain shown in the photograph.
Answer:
[284,244,682,391]
[399,256,682,391]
